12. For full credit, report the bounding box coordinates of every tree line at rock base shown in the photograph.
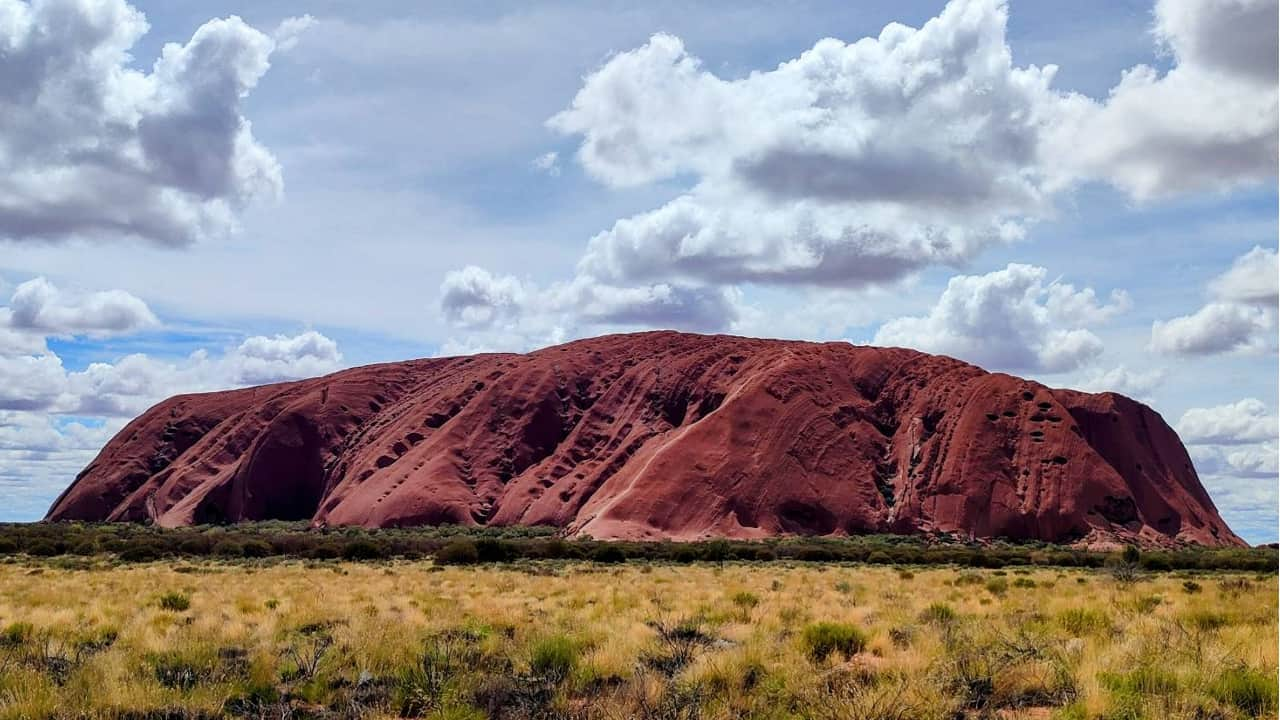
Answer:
[0,522,1274,573]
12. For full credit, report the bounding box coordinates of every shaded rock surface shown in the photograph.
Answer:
[47,332,1242,547]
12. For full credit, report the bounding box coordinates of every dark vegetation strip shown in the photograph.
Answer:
[0,522,1274,571]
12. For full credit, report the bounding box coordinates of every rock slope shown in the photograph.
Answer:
[46,332,1243,546]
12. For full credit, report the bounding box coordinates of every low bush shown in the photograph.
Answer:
[801,622,867,662]
[920,602,957,625]
[240,539,274,558]
[435,539,480,565]
[730,591,760,619]
[158,591,191,612]
[1099,666,1179,696]
[589,544,627,564]
[341,539,387,560]
[0,621,34,646]
[148,650,217,690]
[211,540,245,558]
[1182,609,1229,632]
[1057,608,1109,635]
[1130,595,1162,613]
[473,538,515,563]
[529,635,577,684]
[118,544,163,562]
[0,521,1276,571]
[1209,667,1278,716]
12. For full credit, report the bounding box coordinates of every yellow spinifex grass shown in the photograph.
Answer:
[0,559,1274,719]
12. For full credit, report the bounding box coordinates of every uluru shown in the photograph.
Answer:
[46,331,1243,547]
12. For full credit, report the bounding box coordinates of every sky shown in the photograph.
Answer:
[0,0,1276,543]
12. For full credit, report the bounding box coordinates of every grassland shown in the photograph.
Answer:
[0,554,1275,720]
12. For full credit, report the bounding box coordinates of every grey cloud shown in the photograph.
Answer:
[1154,0,1278,85]
[0,1,294,246]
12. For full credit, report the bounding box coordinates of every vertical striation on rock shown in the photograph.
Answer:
[46,332,1244,547]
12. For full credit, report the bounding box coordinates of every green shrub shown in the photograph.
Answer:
[176,537,211,555]
[702,539,731,562]
[424,707,486,720]
[1130,595,1161,613]
[1183,609,1229,632]
[834,580,853,594]
[1011,577,1036,588]
[149,650,213,690]
[529,634,577,683]
[306,543,341,560]
[801,622,867,662]
[68,540,98,556]
[435,539,480,565]
[119,543,163,562]
[730,591,760,618]
[984,577,1008,595]
[474,538,514,563]
[955,571,984,586]
[589,544,627,564]
[919,603,957,625]
[866,551,891,564]
[341,539,387,560]
[26,541,62,557]
[1209,667,1278,715]
[158,591,191,612]
[75,626,119,654]
[1181,580,1202,594]
[1099,666,1179,696]
[212,540,245,558]
[0,621,33,646]
[1057,608,1109,635]
[1139,553,1171,571]
[240,540,274,558]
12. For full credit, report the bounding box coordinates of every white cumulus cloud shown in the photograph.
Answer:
[0,0,303,246]
[1,277,157,336]
[228,331,343,385]
[873,263,1128,373]
[1177,398,1279,445]
[1151,246,1278,355]
[446,0,1275,348]
[439,266,741,353]
[1050,0,1277,200]
[1074,365,1168,399]
[550,2,1063,289]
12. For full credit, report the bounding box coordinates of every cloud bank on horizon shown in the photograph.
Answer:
[0,0,1276,542]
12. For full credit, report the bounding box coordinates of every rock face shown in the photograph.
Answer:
[47,331,1243,547]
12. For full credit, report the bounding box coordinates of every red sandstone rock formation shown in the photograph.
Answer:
[46,331,1243,547]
